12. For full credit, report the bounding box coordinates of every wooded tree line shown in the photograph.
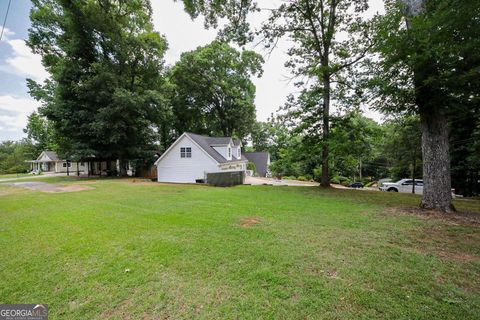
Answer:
[251,112,480,197]
[25,0,262,170]
[2,0,478,211]
[181,0,479,210]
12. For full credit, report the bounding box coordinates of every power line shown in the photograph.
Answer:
[0,0,12,42]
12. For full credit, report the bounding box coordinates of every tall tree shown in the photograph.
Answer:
[23,112,59,154]
[382,116,422,188]
[27,0,169,167]
[0,140,37,174]
[250,118,292,161]
[168,41,263,139]
[181,0,373,187]
[329,111,384,181]
[370,0,480,211]
[449,104,480,197]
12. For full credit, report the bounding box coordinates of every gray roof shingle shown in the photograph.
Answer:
[186,133,245,164]
[207,137,233,145]
[42,151,60,161]
[244,152,270,177]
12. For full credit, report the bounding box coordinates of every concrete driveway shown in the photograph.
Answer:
[245,176,319,186]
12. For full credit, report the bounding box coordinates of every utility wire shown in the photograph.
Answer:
[0,0,12,42]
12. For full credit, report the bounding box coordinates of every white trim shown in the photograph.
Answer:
[154,133,220,166]
[154,133,187,165]
[218,160,248,165]
[36,151,51,161]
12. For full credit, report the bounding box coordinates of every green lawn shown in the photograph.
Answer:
[0,172,33,179]
[0,178,479,319]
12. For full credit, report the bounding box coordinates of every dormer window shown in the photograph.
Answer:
[228,147,231,158]
[180,147,192,158]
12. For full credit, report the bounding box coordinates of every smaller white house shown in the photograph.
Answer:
[26,151,119,176]
[27,151,88,174]
[154,132,248,183]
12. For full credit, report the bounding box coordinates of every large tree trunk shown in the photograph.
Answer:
[119,159,128,177]
[419,110,455,212]
[320,74,330,187]
[411,156,416,194]
[402,0,455,212]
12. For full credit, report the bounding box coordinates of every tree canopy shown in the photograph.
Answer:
[28,0,169,162]
[181,0,374,187]
[367,0,480,211]
[168,41,263,140]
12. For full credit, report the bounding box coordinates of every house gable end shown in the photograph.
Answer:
[154,133,220,166]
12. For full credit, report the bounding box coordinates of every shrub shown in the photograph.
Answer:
[247,162,256,175]
[365,181,376,188]
[341,177,352,185]
[331,175,351,185]
[297,176,307,181]
[331,176,341,184]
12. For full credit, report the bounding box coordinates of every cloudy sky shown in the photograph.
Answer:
[0,0,384,141]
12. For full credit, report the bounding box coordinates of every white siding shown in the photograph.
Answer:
[157,135,220,183]
[38,153,51,161]
[234,146,241,159]
[218,161,248,172]
[212,145,232,160]
[54,161,88,173]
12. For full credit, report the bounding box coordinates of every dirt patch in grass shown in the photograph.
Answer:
[386,207,480,226]
[10,182,93,193]
[435,250,478,263]
[239,217,261,227]
[130,179,154,183]
[386,207,480,266]
[101,297,135,320]
[416,227,480,263]
[55,185,94,193]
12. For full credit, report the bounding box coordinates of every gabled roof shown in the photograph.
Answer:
[155,132,248,166]
[187,133,244,164]
[207,137,233,146]
[37,151,60,161]
[244,152,270,176]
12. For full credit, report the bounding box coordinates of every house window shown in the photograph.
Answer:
[62,162,71,168]
[228,147,231,158]
[180,147,192,158]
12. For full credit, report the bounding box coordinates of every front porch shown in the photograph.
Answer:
[26,151,135,177]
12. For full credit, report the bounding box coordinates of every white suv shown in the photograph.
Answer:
[379,179,424,194]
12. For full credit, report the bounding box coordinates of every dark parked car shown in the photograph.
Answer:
[349,182,364,188]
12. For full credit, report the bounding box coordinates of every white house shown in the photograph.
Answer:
[154,132,248,183]
[26,151,118,176]
[27,151,88,174]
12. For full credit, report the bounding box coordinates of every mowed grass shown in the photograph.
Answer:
[0,178,479,319]
[0,173,33,179]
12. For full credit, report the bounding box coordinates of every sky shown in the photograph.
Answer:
[0,0,384,142]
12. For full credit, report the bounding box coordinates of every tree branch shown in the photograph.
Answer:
[331,41,375,75]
